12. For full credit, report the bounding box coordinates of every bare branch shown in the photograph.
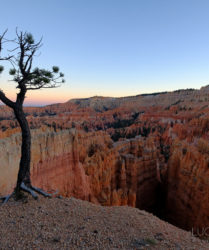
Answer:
[0,29,64,105]
[0,29,65,202]
[0,30,15,61]
[24,50,35,73]
[0,29,8,53]
[0,55,13,61]
[26,84,61,90]
[7,46,19,52]
[0,90,15,108]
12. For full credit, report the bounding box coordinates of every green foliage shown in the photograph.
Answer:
[139,91,168,97]
[42,77,50,83]
[0,30,65,92]
[43,70,53,78]
[9,68,16,75]
[33,67,40,75]
[30,68,64,86]
[0,65,4,73]
[25,33,34,44]
[52,66,59,73]
[174,88,195,93]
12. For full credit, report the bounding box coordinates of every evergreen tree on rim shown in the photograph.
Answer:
[0,29,65,202]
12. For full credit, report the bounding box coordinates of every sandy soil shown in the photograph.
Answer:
[0,195,208,249]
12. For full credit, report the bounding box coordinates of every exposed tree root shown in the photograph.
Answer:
[0,193,14,204]
[31,186,52,197]
[1,182,58,204]
[20,183,38,200]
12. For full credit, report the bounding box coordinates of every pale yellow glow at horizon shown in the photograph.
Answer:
[0,78,204,106]
[1,80,145,106]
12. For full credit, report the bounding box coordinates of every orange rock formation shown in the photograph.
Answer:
[0,86,208,232]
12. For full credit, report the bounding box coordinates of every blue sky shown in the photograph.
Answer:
[1,0,209,105]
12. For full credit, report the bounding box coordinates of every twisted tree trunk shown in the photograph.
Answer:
[0,30,63,202]
[14,106,32,194]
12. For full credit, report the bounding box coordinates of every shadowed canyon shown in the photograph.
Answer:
[0,85,208,234]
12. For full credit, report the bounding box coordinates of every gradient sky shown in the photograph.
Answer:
[1,0,209,106]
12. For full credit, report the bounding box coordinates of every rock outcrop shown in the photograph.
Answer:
[0,85,208,233]
[0,128,164,213]
[166,138,209,231]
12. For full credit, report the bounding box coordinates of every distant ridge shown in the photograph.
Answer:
[67,85,208,112]
[67,86,200,102]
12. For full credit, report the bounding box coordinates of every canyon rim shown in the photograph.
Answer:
[0,85,208,236]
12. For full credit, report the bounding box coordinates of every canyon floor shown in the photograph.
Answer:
[0,195,208,250]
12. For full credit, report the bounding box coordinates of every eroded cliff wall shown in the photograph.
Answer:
[0,129,90,199]
[0,128,163,212]
[166,139,209,231]
[0,86,208,232]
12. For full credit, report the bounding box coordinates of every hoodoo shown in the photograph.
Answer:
[0,86,208,233]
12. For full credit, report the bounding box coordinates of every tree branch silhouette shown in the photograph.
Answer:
[0,29,64,202]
